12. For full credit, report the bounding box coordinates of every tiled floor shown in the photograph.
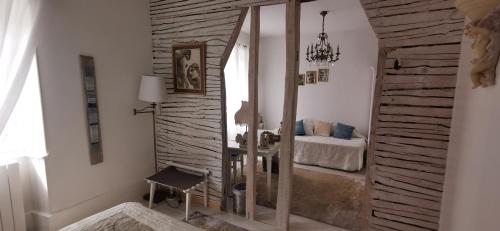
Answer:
[152,201,349,231]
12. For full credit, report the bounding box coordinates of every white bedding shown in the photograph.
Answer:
[294,136,366,171]
[60,202,202,231]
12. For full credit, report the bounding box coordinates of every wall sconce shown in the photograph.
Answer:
[393,58,402,70]
[134,75,167,172]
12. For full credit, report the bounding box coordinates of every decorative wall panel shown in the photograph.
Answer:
[360,0,464,230]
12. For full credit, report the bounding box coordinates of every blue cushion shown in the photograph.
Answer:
[295,120,305,136]
[333,122,355,140]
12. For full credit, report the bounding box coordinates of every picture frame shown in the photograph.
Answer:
[80,55,103,165]
[298,74,305,86]
[306,71,317,84]
[318,69,329,82]
[172,42,206,95]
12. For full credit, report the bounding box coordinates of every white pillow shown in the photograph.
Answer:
[303,118,315,136]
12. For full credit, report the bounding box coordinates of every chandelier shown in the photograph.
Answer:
[306,11,340,65]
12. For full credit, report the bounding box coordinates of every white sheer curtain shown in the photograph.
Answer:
[0,0,44,163]
[0,0,42,135]
[225,44,249,141]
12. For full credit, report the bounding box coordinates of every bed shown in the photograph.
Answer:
[60,202,202,231]
[293,136,366,171]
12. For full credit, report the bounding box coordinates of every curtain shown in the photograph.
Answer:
[0,0,42,135]
[224,44,249,141]
[0,0,43,163]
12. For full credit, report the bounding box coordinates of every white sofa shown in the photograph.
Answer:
[293,119,366,171]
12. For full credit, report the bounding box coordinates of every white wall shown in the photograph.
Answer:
[31,0,154,229]
[258,29,378,134]
[440,34,500,230]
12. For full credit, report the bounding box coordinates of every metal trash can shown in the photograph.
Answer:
[232,183,246,215]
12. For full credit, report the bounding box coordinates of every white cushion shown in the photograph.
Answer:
[303,118,315,136]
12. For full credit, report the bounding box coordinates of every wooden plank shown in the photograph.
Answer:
[375,156,446,174]
[276,0,300,229]
[375,166,444,184]
[381,89,455,98]
[376,128,450,141]
[380,96,454,107]
[375,150,446,166]
[376,170,444,192]
[371,200,440,217]
[370,216,431,231]
[379,106,452,119]
[371,190,441,211]
[378,115,451,127]
[375,143,447,160]
[245,6,259,221]
[374,206,439,223]
[373,183,441,202]
[363,45,388,231]
[377,122,450,133]
[374,211,438,230]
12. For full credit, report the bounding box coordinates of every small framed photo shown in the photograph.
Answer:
[298,74,305,86]
[318,69,329,82]
[306,71,317,84]
[173,42,206,95]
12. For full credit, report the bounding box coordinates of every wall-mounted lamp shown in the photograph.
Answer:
[393,58,402,70]
[134,75,167,172]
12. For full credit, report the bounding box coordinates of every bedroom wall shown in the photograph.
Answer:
[439,31,500,231]
[31,0,154,229]
[258,29,378,134]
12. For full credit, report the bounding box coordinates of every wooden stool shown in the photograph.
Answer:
[146,161,209,221]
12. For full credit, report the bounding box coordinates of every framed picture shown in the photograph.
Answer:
[80,55,103,165]
[173,42,206,95]
[318,69,329,82]
[306,71,317,84]
[298,74,305,86]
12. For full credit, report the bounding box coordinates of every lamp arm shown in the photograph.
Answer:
[133,103,157,115]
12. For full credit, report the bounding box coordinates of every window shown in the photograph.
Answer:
[0,55,46,164]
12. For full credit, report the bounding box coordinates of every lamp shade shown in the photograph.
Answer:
[138,75,166,103]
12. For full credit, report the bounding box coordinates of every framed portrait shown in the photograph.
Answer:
[173,42,206,95]
[306,71,317,84]
[298,74,305,86]
[318,69,329,82]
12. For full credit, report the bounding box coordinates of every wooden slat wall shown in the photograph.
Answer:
[150,0,285,206]
[360,0,464,230]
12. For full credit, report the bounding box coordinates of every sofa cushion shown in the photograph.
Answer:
[303,118,315,136]
[295,120,305,136]
[333,122,355,140]
[314,120,331,137]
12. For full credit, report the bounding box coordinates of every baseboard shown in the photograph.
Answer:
[30,180,149,231]
[26,210,51,231]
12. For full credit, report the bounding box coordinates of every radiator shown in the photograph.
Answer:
[0,162,26,231]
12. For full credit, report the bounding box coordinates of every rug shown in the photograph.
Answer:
[81,212,154,231]
[184,211,248,231]
[254,164,366,231]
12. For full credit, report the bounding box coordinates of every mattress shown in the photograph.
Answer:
[294,136,366,171]
[60,202,202,231]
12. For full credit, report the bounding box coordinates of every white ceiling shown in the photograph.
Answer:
[241,0,372,37]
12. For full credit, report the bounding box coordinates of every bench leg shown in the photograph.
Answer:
[148,182,156,209]
[185,192,191,221]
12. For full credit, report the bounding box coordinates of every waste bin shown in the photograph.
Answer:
[232,183,246,215]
